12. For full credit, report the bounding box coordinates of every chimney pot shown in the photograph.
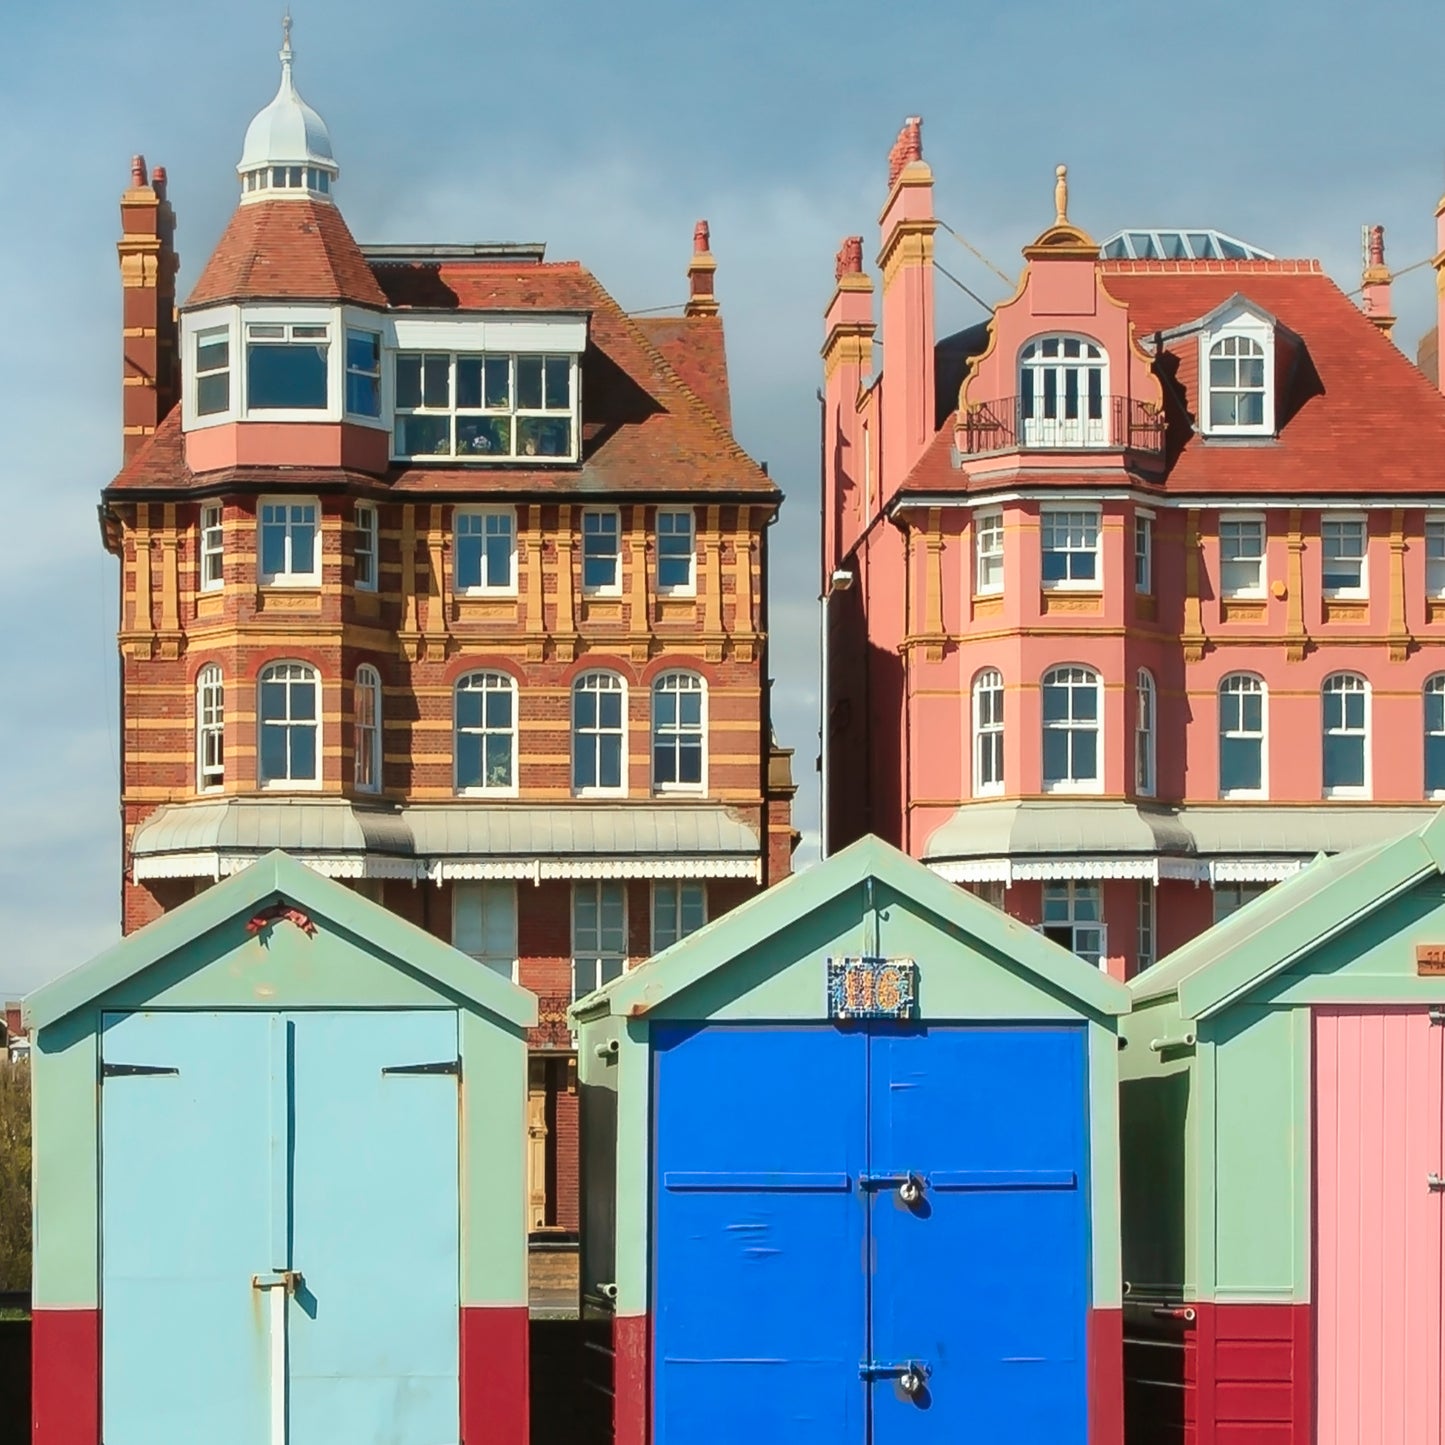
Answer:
[153,165,168,200]
[130,154,147,187]
[693,219,710,254]
[835,236,864,281]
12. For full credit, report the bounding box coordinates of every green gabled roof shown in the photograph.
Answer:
[25,850,537,1031]
[1132,809,1445,1019]
[573,834,1131,1021]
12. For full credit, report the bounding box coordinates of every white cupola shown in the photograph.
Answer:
[237,18,338,202]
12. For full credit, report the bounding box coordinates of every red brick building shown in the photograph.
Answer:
[102,29,795,1233]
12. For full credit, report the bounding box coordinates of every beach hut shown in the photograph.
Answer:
[573,835,1131,1444]
[1121,811,1445,1444]
[26,850,536,1445]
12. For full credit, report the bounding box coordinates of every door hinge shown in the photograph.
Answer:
[382,1059,461,1077]
[1429,1008,1445,1026]
[101,1063,179,1078]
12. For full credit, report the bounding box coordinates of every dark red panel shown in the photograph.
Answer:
[461,1305,528,1445]
[33,1308,99,1445]
[1090,1307,1124,1445]
[614,1312,649,1445]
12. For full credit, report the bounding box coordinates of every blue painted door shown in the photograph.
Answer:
[99,1009,460,1445]
[651,1023,1089,1444]
[867,1025,1089,1443]
[101,1011,274,1445]
[287,1010,461,1445]
[652,1024,868,1442]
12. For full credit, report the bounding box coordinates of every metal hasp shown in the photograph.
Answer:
[859,1171,926,1205]
[1428,1173,1445,1192]
[860,1359,931,1397]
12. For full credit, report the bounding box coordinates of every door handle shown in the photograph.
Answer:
[860,1360,931,1397]
[859,1172,926,1204]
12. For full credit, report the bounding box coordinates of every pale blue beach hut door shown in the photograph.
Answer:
[100,1009,460,1445]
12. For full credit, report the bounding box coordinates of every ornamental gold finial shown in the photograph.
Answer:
[1055,164,1069,226]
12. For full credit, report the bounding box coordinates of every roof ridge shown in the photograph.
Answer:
[586,272,768,482]
[1099,257,1323,275]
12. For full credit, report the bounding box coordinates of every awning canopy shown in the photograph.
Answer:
[129,800,763,883]
[922,801,1436,886]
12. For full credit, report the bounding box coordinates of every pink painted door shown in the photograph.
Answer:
[1315,1007,1444,1445]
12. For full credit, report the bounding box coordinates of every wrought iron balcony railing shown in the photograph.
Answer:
[958,395,1165,458]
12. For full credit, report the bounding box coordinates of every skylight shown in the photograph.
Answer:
[1099,229,1274,262]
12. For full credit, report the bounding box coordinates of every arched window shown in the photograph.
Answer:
[196,664,224,792]
[455,671,517,793]
[1218,673,1266,798]
[652,672,706,791]
[354,665,382,792]
[257,662,320,788]
[1019,336,1106,447]
[1207,334,1266,430]
[1426,676,1445,797]
[1322,673,1369,796]
[1041,665,1102,791]
[972,669,1004,796]
[1135,669,1156,797]
[573,672,627,795]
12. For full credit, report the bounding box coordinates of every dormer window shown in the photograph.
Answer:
[247,322,329,411]
[1198,301,1276,437]
[392,351,577,462]
[1019,336,1107,447]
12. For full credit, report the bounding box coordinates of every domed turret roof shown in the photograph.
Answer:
[237,18,336,180]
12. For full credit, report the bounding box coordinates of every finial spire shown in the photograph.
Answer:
[280,9,293,69]
[1054,165,1069,226]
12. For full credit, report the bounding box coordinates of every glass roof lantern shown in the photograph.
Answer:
[1099,229,1274,262]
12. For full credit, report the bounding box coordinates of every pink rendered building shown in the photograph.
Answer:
[821,118,1445,981]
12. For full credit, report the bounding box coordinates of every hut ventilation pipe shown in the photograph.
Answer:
[1149,1031,1197,1052]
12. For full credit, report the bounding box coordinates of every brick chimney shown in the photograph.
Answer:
[876,117,936,500]
[1360,224,1396,338]
[821,235,875,573]
[118,154,180,461]
[684,219,720,317]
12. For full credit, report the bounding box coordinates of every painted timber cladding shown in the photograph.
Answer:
[573,836,1130,1445]
[1119,812,1445,1444]
[26,852,535,1445]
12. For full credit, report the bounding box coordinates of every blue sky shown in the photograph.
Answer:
[1,0,1440,995]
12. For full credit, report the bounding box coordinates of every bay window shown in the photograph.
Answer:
[246,321,329,411]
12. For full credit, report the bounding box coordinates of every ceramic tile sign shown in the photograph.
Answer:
[826,956,918,1019]
[1414,944,1445,976]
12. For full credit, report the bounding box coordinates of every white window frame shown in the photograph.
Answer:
[1219,513,1266,598]
[454,671,519,796]
[1040,507,1101,590]
[582,508,622,596]
[244,320,332,416]
[1426,674,1445,799]
[454,506,517,595]
[1321,514,1368,600]
[196,664,224,793]
[354,665,382,793]
[1135,668,1156,798]
[651,881,707,954]
[1426,516,1445,599]
[257,661,322,791]
[1136,881,1156,971]
[656,508,696,596]
[1213,881,1269,924]
[974,881,1007,911]
[354,502,378,592]
[651,672,706,794]
[1218,673,1268,799]
[258,497,321,586]
[975,509,1004,595]
[1041,665,1103,793]
[194,326,232,419]
[1040,881,1106,967]
[344,328,382,420]
[1322,672,1370,798]
[1200,309,1274,437]
[390,350,578,463]
[1018,335,1108,447]
[1134,510,1153,595]
[453,881,519,983]
[572,672,628,797]
[972,668,1004,797]
[572,880,628,1000]
[200,503,225,592]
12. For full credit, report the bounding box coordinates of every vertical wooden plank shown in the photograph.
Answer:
[269,1014,290,1272]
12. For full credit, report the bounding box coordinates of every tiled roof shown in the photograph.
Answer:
[898,259,1445,500]
[635,314,733,431]
[186,198,388,308]
[108,258,772,500]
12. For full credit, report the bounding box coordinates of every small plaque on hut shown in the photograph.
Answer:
[1415,944,1445,976]
[827,957,918,1019]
